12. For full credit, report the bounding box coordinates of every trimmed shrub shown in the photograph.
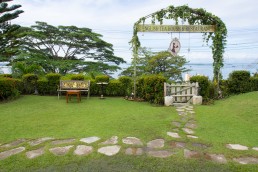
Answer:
[0,77,21,100]
[46,73,61,94]
[190,75,210,98]
[37,78,49,95]
[118,76,133,96]
[95,75,110,83]
[137,75,166,104]
[228,70,251,94]
[106,80,123,96]
[250,77,258,91]
[22,73,38,94]
[70,74,85,80]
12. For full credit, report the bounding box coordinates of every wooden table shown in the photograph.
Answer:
[66,90,81,103]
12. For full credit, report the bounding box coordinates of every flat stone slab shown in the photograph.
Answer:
[184,149,202,159]
[29,137,54,146]
[99,136,118,145]
[125,148,143,156]
[74,145,93,156]
[192,143,209,149]
[0,147,25,160]
[26,147,45,159]
[51,139,76,145]
[0,139,26,148]
[182,128,194,134]
[122,137,143,146]
[147,150,174,158]
[185,122,197,129]
[170,141,186,148]
[49,145,74,156]
[172,121,181,128]
[98,145,121,156]
[252,147,258,151]
[147,139,164,149]
[233,157,258,164]
[167,132,181,138]
[206,154,227,164]
[176,109,185,112]
[80,137,100,144]
[187,135,198,139]
[226,144,248,150]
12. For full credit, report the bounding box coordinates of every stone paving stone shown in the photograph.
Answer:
[172,121,181,128]
[122,137,143,146]
[182,128,194,134]
[147,139,164,149]
[226,144,249,150]
[29,137,54,146]
[51,139,76,145]
[188,111,195,114]
[167,132,181,138]
[185,108,193,111]
[74,145,93,156]
[233,157,258,164]
[184,149,202,159]
[176,109,185,112]
[80,137,100,144]
[252,147,258,151]
[99,136,118,145]
[205,154,227,164]
[49,145,74,156]
[125,148,143,156]
[170,141,186,148]
[98,145,121,156]
[0,147,26,160]
[147,150,175,158]
[26,147,45,159]
[185,122,197,129]
[187,135,198,139]
[0,139,27,148]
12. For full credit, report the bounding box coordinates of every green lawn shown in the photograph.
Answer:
[0,93,258,171]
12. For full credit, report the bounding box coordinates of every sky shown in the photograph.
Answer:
[7,0,258,74]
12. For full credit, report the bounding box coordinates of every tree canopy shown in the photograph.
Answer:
[0,0,24,61]
[15,21,126,75]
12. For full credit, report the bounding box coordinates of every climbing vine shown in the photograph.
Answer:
[131,5,227,85]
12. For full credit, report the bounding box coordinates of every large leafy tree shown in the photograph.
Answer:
[120,48,189,81]
[17,21,126,75]
[0,0,23,61]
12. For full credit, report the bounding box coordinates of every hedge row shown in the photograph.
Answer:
[0,77,21,100]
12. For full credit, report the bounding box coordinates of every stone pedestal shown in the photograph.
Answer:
[164,96,173,106]
[192,96,202,105]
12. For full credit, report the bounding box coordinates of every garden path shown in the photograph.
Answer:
[1,105,258,165]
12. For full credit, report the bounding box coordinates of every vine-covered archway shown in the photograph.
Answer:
[130,5,227,94]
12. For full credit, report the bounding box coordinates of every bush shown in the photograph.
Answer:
[95,75,109,83]
[0,74,12,78]
[0,77,21,100]
[137,75,166,104]
[105,80,123,96]
[118,76,133,96]
[228,70,251,94]
[190,75,210,98]
[70,74,85,80]
[37,78,49,95]
[250,77,258,91]
[22,73,38,94]
[46,73,61,94]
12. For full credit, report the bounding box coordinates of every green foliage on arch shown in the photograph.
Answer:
[131,5,227,82]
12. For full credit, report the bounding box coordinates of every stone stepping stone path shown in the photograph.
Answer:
[74,145,93,156]
[226,144,249,150]
[26,147,45,159]
[80,136,100,144]
[0,147,25,160]
[98,145,121,156]
[49,145,74,156]
[1,105,258,165]
[122,137,143,146]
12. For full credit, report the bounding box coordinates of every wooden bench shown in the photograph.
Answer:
[57,80,90,99]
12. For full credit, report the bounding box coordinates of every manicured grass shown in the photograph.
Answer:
[0,95,175,143]
[1,93,258,171]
